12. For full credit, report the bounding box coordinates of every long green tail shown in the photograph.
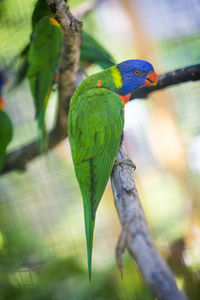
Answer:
[38,111,48,152]
[83,200,95,281]
[75,161,95,280]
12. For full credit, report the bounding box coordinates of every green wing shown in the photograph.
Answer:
[27,15,62,150]
[81,31,115,69]
[0,111,13,173]
[68,87,124,279]
[12,44,29,88]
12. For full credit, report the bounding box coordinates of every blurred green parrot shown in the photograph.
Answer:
[0,73,13,173]
[13,0,115,88]
[27,16,62,150]
[12,0,51,87]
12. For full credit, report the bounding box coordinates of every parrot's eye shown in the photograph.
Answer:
[134,70,142,76]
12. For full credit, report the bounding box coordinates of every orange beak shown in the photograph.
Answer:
[145,71,158,87]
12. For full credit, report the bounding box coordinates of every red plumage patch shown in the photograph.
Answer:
[96,80,102,87]
[117,93,131,108]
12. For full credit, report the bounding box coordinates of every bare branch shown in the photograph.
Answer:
[2,128,66,174]
[111,141,188,300]
[131,63,200,100]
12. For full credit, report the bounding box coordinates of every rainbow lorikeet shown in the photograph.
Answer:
[68,59,158,279]
[27,15,62,150]
[0,75,13,173]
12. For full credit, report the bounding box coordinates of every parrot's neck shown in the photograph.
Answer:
[74,66,131,108]
[95,66,131,107]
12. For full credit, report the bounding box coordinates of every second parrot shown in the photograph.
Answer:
[27,16,62,150]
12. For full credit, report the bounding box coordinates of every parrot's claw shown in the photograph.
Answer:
[115,158,136,170]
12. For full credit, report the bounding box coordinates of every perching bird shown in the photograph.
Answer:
[27,15,62,150]
[68,59,158,280]
[0,74,13,173]
[32,0,115,68]
[13,0,115,88]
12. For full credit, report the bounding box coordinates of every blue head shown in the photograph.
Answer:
[117,59,158,95]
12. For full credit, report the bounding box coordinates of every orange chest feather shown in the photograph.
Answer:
[117,93,131,108]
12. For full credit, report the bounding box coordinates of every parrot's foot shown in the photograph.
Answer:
[115,158,136,170]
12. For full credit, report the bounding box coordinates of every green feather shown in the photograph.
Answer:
[32,0,52,28]
[81,31,115,69]
[68,84,124,279]
[0,111,13,173]
[74,160,95,281]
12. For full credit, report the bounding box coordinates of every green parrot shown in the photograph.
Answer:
[12,0,52,88]
[0,93,13,174]
[27,15,62,150]
[68,59,158,280]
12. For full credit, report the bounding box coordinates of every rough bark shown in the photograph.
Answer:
[45,0,82,131]
[111,141,188,300]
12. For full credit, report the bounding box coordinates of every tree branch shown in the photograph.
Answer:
[111,140,188,300]
[131,64,200,100]
[2,44,200,175]
[45,0,82,131]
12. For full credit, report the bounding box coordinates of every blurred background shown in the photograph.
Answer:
[0,0,200,299]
